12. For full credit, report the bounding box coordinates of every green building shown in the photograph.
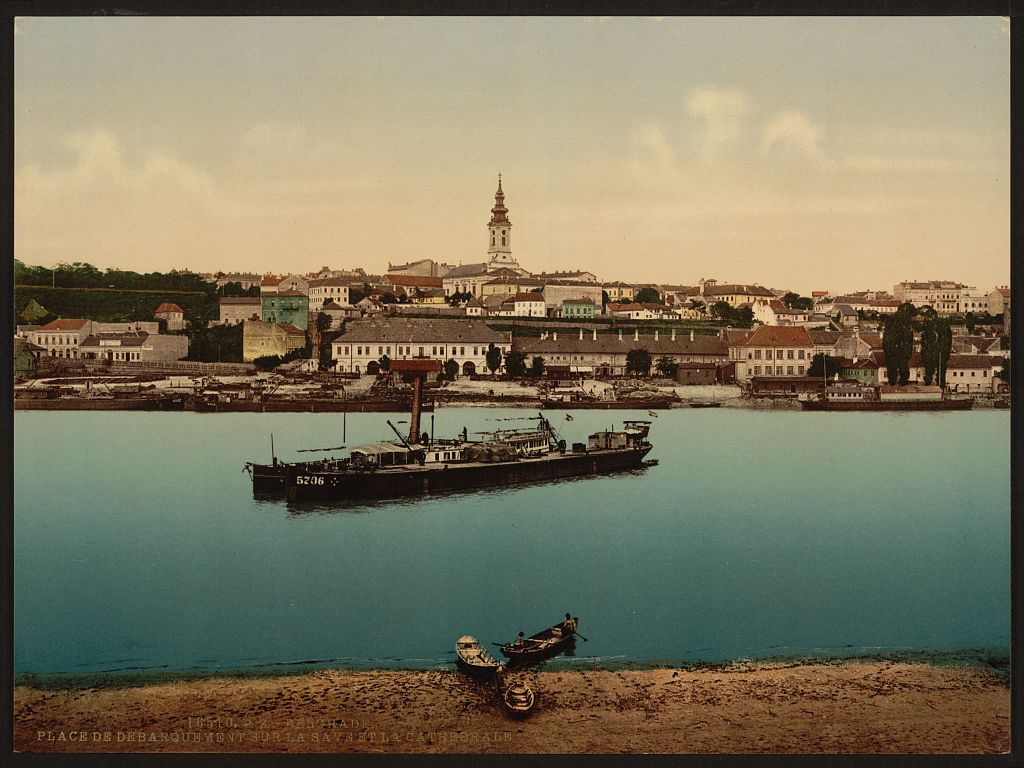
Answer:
[562,298,596,320]
[261,290,309,331]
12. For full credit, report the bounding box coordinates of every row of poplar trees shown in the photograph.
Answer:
[881,303,952,386]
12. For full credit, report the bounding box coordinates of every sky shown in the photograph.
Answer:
[14,16,1010,295]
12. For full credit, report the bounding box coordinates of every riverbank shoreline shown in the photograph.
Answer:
[15,658,1010,754]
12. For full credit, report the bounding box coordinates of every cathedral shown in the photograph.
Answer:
[443,176,530,297]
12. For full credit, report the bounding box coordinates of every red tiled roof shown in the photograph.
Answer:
[948,354,997,369]
[261,275,284,285]
[734,325,814,347]
[278,323,306,335]
[154,303,184,314]
[38,318,89,331]
[514,292,545,302]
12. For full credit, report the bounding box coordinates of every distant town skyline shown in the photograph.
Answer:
[14,16,1010,296]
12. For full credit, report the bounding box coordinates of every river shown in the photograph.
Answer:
[13,407,1009,677]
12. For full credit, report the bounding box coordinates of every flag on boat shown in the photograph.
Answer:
[565,414,574,421]
[648,410,658,417]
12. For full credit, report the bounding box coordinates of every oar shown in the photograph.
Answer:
[572,629,589,642]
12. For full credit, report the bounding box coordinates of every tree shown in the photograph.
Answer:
[996,357,1010,384]
[443,358,459,380]
[379,354,391,372]
[505,350,528,378]
[732,306,754,328]
[782,292,814,310]
[18,298,48,323]
[634,287,663,305]
[485,343,503,374]
[710,301,732,319]
[655,356,678,377]
[882,302,915,385]
[601,290,610,306]
[808,353,844,379]
[625,347,652,376]
[920,315,952,386]
[528,356,546,378]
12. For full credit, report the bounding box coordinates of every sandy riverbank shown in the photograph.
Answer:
[15,661,1008,754]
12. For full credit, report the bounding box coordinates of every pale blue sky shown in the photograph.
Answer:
[14,16,1010,294]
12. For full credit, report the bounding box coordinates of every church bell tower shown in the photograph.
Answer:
[487,174,515,267]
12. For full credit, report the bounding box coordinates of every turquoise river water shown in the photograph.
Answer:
[13,407,1010,678]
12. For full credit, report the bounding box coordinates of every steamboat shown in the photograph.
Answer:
[799,383,973,411]
[245,359,656,501]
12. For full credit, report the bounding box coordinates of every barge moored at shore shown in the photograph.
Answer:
[799,383,973,411]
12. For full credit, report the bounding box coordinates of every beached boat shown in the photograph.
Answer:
[455,635,502,677]
[501,681,536,716]
[500,615,580,667]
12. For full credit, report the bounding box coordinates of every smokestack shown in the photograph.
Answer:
[654,330,659,341]
[633,329,639,342]
[671,329,676,341]
[553,332,557,341]
[618,329,622,341]
[579,328,583,340]
[690,331,694,342]
[592,329,597,341]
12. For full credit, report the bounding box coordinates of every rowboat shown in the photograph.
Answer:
[455,635,502,677]
[502,681,536,716]
[500,615,579,666]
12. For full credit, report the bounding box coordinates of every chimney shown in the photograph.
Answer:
[690,331,694,342]
[592,329,597,341]
[633,329,639,342]
[671,329,676,342]
[655,330,659,341]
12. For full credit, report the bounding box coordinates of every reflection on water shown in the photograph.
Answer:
[14,408,1010,675]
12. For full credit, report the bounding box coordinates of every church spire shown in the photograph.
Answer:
[487,174,513,264]
[490,173,509,225]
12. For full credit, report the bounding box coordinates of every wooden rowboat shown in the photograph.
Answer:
[500,615,579,667]
[455,635,502,677]
[502,681,536,716]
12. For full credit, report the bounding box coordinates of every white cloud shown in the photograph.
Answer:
[760,111,827,166]
[628,124,676,168]
[686,86,750,164]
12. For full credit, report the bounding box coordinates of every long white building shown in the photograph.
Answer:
[331,317,511,376]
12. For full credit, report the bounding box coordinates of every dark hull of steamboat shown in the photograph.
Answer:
[283,446,653,502]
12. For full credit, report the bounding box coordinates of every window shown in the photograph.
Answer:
[356,346,362,355]
[787,350,794,360]
[765,350,772,360]
[754,365,761,376]
[798,350,805,359]
[754,349,761,359]
[776,366,783,375]
[798,365,805,375]
[787,366,794,375]
[777,349,783,359]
